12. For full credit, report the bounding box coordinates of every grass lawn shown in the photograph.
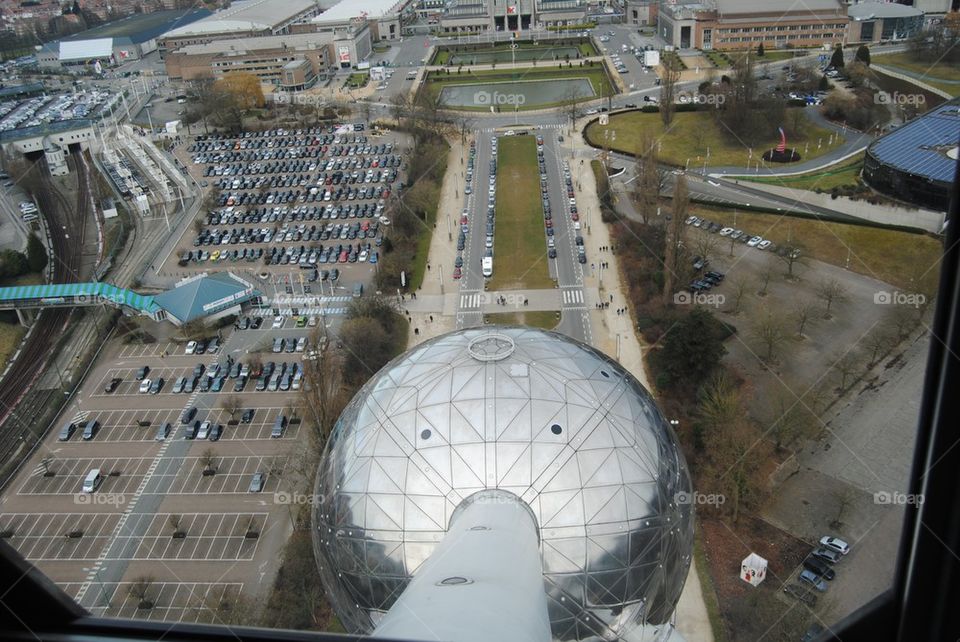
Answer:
[487,136,553,290]
[423,65,613,111]
[739,158,863,191]
[693,205,942,292]
[584,110,843,167]
[345,72,369,88]
[749,50,798,63]
[873,52,960,81]
[485,310,559,329]
[432,39,597,65]
[0,322,26,373]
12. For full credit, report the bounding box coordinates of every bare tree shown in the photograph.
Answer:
[301,323,348,450]
[662,175,689,305]
[633,131,664,224]
[817,278,848,318]
[128,575,156,609]
[864,327,893,364]
[756,266,773,296]
[767,390,814,451]
[886,305,918,340]
[562,83,584,126]
[221,396,242,420]
[832,350,863,390]
[753,312,789,362]
[776,244,806,278]
[659,56,681,126]
[697,371,742,433]
[727,277,751,314]
[693,229,719,268]
[792,300,817,338]
[200,448,218,474]
[167,514,182,534]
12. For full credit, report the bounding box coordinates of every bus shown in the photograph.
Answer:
[482,257,493,277]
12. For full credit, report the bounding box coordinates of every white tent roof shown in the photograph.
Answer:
[59,38,114,62]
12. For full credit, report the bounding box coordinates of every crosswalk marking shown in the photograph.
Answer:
[562,289,584,305]
[459,293,485,309]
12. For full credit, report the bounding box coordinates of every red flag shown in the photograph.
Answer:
[507,5,517,13]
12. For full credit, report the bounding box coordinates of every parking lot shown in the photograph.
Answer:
[0,315,315,617]
[164,125,409,296]
[60,581,246,623]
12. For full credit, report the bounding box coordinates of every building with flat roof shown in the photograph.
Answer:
[310,0,413,41]
[658,0,848,49]
[437,0,590,35]
[164,27,372,82]
[847,2,924,43]
[158,0,323,55]
[36,9,211,69]
[863,99,960,212]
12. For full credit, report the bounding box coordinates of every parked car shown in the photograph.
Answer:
[196,421,211,440]
[798,569,828,592]
[81,420,100,441]
[180,407,197,424]
[138,379,152,394]
[149,378,164,394]
[136,366,150,380]
[811,546,842,564]
[248,472,266,493]
[802,555,836,580]
[104,377,121,393]
[241,408,255,424]
[819,536,850,556]
[155,423,172,441]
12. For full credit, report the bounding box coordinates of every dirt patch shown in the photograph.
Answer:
[700,515,815,641]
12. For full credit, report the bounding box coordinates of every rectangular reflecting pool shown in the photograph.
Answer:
[438,78,595,109]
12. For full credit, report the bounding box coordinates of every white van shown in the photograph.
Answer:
[82,469,102,493]
[481,256,493,277]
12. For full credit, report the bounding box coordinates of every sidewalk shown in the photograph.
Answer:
[566,122,714,642]
[405,136,467,348]
[565,123,652,392]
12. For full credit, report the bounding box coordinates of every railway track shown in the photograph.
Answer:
[0,151,91,461]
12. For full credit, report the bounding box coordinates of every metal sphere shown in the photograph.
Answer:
[313,327,693,640]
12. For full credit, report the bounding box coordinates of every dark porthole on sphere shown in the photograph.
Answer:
[551,424,563,435]
[421,429,432,440]
[600,370,610,378]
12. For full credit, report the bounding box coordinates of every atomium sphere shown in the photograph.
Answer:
[313,327,693,641]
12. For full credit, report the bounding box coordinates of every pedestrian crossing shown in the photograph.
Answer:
[561,289,585,306]
[460,292,486,309]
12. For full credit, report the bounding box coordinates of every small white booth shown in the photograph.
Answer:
[740,553,768,587]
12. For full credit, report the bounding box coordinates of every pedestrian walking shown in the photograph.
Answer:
[429,315,434,322]
[415,328,420,335]
[609,294,613,302]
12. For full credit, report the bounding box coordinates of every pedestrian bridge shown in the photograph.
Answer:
[0,273,260,327]
[0,282,161,321]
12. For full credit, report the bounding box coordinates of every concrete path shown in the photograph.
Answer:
[721,180,947,232]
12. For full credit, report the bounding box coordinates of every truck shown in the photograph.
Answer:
[643,50,660,68]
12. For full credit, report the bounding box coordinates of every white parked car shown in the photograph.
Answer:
[719,227,734,236]
[185,340,197,355]
[271,315,284,329]
[819,536,850,556]
[138,379,152,394]
[747,236,763,247]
